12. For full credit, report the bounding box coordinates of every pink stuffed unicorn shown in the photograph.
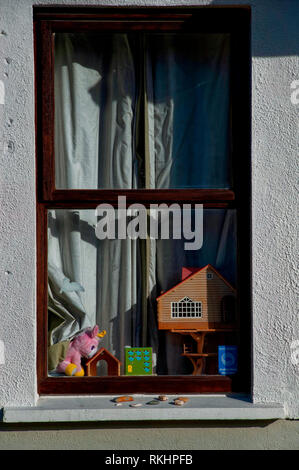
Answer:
[56,325,106,377]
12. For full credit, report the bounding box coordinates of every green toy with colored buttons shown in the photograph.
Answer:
[125,347,153,375]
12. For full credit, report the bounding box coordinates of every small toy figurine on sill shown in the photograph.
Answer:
[56,325,106,377]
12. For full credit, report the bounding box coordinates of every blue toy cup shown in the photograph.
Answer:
[218,345,238,375]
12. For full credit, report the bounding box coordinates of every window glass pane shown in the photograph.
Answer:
[54,34,138,189]
[47,208,237,377]
[47,209,142,375]
[146,34,231,189]
[54,33,231,190]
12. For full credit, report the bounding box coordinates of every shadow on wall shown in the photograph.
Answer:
[209,0,299,57]
[0,418,278,431]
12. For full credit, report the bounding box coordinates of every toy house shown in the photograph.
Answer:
[157,264,237,331]
[83,347,121,376]
[156,265,237,375]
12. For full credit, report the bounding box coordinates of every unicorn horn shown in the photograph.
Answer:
[97,330,107,338]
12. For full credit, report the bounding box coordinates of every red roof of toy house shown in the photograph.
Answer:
[156,264,236,300]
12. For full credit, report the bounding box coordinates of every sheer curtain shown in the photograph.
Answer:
[146,33,231,189]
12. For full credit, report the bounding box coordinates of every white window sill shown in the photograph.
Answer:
[2,394,285,423]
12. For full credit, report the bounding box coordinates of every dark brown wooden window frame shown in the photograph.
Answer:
[34,6,251,396]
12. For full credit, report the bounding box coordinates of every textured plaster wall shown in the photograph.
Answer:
[0,0,298,421]
[0,419,299,450]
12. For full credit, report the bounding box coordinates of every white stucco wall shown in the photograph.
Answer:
[0,0,298,418]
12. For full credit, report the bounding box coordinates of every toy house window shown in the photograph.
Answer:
[35,7,251,395]
[171,299,202,318]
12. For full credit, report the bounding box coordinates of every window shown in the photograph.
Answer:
[35,7,251,395]
[171,298,202,318]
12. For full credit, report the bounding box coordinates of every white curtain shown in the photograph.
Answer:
[54,33,138,189]
[49,34,141,372]
[145,33,234,374]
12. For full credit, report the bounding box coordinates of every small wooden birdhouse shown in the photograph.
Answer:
[84,347,121,376]
[157,265,236,331]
